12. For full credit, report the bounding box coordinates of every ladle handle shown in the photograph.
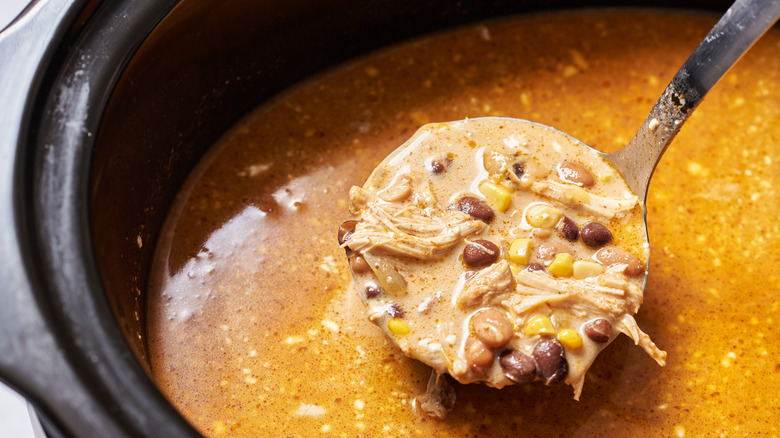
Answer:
[608,0,780,201]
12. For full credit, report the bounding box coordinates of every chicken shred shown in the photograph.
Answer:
[347,186,486,260]
[531,180,638,218]
[456,260,514,309]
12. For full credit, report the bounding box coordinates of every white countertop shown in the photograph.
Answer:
[2,2,45,438]
[0,384,35,438]
[0,0,29,31]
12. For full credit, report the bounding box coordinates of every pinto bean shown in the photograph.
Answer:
[533,338,568,385]
[463,240,500,267]
[457,196,495,223]
[595,246,645,277]
[465,338,495,370]
[472,308,514,348]
[557,160,595,187]
[499,350,536,384]
[581,222,613,247]
[537,241,574,262]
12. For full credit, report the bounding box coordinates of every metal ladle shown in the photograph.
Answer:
[605,0,780,201]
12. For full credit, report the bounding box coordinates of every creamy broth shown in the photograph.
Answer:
[147,11,780,436]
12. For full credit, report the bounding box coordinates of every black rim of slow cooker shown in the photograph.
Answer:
[12,0,199,436]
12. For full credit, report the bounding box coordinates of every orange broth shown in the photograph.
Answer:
[147,10,780,436]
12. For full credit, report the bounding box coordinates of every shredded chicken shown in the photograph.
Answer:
[617,314,667,366]
[505,267,661,401]
[456,260,514,309]
[347,186,486,260]
[506,267,643,318]
[531,180,638,218]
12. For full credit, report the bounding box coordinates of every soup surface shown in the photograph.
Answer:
[147,10,780,437]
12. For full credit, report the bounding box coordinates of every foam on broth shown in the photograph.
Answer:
[147,10,780,436]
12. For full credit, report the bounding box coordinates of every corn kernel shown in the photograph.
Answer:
[558,329,583,349]
[548,253,574,277]
[572,260,605,279]
[525,204,564,229]
[509,265,521,276]
[478,181,512,212]
[388,318,410,335]
[597,173,613,183]
[524,315,555,336]
[509,238,533,265]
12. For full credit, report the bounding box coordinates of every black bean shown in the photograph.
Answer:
[364,283,381,299]
[387,303,404,318]
[457,196,494,223]
[526,263,545,272]
[581,222,613,247]
[463,240,500,267]
[338,220,359,245]
[429,160,446,174]
[512,161,525,178]
[533,338,568,385]
[558,216,579,241]
[429,156,452,174]
[583,318,612,343]
[499,350,537,384]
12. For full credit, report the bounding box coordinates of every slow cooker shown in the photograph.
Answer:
[0,0,742,436]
